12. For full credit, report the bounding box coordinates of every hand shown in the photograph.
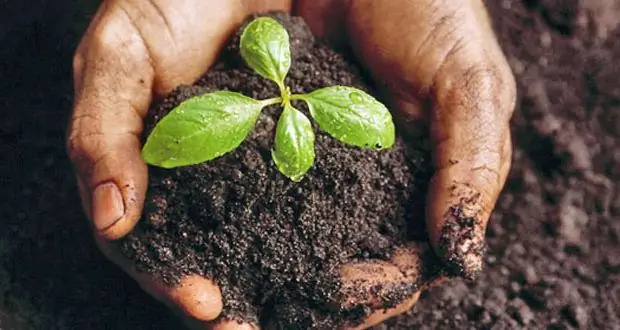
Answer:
[295,1,515,327]
[338,0,516,280]
[67,0,515,329]
[67,0,274,328]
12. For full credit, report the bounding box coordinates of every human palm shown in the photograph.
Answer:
[68,0,515,328]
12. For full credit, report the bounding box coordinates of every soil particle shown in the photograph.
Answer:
[562,302,589,328]
[555,201,589,244]
[507,297,534,325]
[491,316,521,330]
[119,12,439,328]
[521,264,540,285]
[485,287,508,317]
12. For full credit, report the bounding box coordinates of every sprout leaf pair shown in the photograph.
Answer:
[142,17,395,182]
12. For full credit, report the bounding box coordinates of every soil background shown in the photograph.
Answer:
[0,0,619,329]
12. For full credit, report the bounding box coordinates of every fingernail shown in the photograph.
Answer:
[438,205,486,280]
[91,182,125,232]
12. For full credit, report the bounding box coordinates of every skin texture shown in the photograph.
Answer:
[66,0,515,328]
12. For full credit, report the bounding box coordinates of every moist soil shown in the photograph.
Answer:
[1,0,619,329]
[117,12,442,328]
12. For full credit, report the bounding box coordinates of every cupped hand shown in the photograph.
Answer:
[339,0,516,280]
[67,0,515,329]
[67,0,278,327]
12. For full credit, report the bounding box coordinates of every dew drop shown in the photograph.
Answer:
[350,92,364,104]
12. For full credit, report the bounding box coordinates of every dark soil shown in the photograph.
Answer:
[0,1,619,330]
[118,12,441,328]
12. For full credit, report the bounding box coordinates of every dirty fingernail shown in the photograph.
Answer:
[91,182,125,232]
[438,205,486,280]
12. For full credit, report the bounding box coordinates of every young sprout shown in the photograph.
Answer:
[141,17,396,182]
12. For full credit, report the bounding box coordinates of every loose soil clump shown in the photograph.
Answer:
[118,12,441,328]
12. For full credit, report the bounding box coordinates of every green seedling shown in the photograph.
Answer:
[142,17,396,182]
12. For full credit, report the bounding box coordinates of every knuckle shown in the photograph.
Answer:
[66,121,105,171]
[463,61,516,121]
[472,163,502,194]
[461,140,503,184]
[91,16,132,52]
[438,58,516,125]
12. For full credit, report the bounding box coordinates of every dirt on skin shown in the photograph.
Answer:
[118,12,444,328]
[0,0,619,329]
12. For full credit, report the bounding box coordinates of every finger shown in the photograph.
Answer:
[96,237,223,321]
[68,1,154,240]
[426,65,515,278]
[339,260,420,330]
[346,0,516,279]
[346,292,420,330]
[67,1,250,240]
[339,244,443,329]
[427,119,513,280]
[340,260,415,309]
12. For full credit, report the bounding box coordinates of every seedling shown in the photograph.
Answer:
[142,17,395,182]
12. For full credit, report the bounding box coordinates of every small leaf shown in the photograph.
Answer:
[303,86,396,149]
[272,103,315,182]
[142,91,264,168]
[240,17,291,86]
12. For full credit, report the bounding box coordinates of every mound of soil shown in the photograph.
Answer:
[118,13,442,328]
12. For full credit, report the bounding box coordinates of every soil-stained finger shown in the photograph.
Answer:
[337,243,446,329]
[339,243,445,308]
[340,260,417,310]
[344,292,421,330]
[345,0,517,280]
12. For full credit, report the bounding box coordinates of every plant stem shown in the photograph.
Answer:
[289,94,307,101]
[260,97,283,107]
[281,85,292,107]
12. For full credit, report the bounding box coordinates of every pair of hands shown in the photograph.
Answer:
[67,0,516,328]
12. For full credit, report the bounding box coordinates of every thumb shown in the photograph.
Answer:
[67,1,250,240]
[67,5,155,240]
[426,50,516,279]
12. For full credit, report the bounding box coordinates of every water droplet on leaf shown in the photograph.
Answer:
[350,92,364,104]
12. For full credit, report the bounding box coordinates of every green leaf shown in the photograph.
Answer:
[240,17,291,86]
[142,91,264,168]
[302,86,396,149]
[272,103,315,182]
